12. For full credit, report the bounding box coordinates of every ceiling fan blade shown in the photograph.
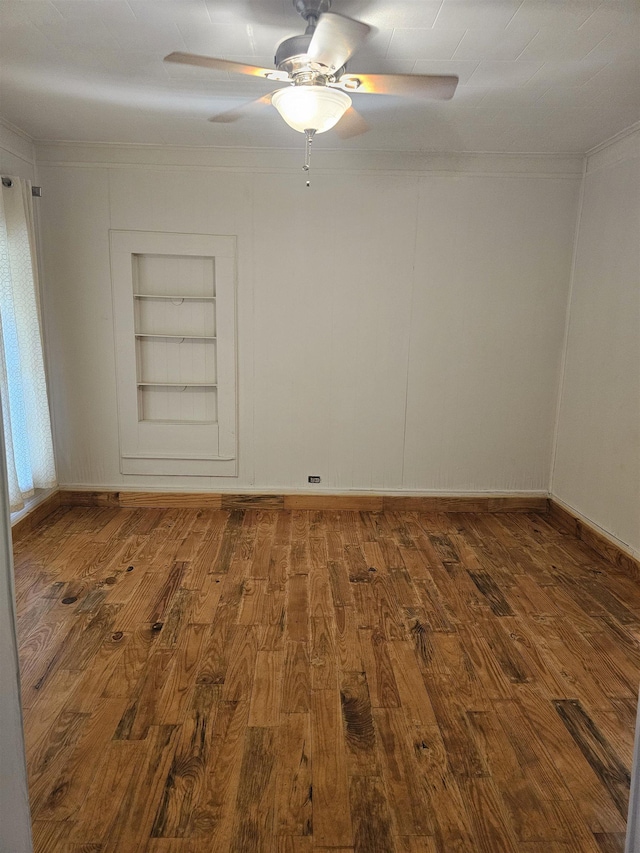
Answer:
[333,106,369,139]
[337,73,458,100]
[306,13,371,72]
[164,52,289,82]
[208,90,283,123]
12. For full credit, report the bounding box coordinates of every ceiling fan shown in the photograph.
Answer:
[165,0,458,178]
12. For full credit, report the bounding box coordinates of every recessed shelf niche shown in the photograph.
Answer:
[132,253,217,423]
[110,231,237,477]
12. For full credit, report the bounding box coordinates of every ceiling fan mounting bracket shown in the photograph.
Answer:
[293,0,332,27]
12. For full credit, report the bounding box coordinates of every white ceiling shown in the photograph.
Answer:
[1,0,638,153]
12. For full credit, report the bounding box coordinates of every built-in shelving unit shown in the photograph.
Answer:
[110,231,237,477]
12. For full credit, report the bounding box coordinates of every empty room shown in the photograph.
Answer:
[0,1,639,851]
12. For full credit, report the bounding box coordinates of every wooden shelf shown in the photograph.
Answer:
[137,382,217,388]
[134,294,215,301]
[138,418,218,425]
[135,334,216,341]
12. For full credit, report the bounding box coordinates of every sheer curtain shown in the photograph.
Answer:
[0,177,56,511]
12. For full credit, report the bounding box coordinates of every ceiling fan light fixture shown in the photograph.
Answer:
[271,85,351,133]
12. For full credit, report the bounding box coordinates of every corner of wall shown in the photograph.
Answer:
[550,120,640,500]
[549,120,640,556]
[548,152,587,497]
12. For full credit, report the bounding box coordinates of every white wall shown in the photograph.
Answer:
[36,144,581,494]
[552,127,640,558]
[0,120,34,853]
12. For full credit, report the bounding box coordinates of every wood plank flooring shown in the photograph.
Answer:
[13,506,640,853]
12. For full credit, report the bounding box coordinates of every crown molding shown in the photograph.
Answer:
[586,120,640,157]
[0,117,34,145]
[585,121,640,173]
[34,140,584,178]
[0,118,36,166]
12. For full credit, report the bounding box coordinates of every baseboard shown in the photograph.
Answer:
[15,489,638,582]
[11,490,62,543]
[58,489,549,513]
[548,499,640,581]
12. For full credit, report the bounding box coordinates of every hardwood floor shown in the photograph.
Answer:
[13,506,640,853]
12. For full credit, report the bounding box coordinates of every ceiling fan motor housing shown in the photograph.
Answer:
[275,34,344,82]
[275,34,313,70]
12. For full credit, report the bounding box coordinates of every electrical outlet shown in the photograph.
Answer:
[308,475,321,484]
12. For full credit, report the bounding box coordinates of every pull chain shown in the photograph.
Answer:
[303,128,315,186]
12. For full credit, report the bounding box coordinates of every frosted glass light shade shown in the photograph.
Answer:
[271,86,352,134]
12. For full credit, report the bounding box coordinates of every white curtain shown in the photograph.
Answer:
[0,177,56,511]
